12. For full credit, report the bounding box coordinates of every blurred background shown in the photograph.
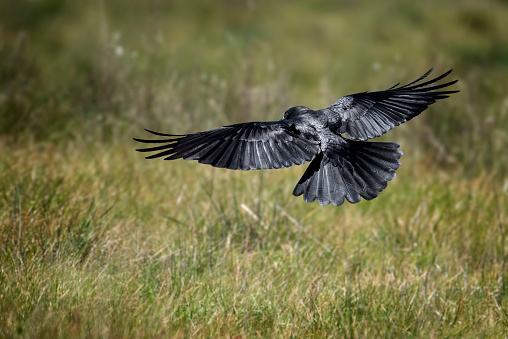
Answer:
[2,0,507,176]
[1,0,508,337]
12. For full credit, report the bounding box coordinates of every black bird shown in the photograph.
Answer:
[134,68,458,206]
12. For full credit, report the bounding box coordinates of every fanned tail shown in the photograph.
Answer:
[293,141,402,206]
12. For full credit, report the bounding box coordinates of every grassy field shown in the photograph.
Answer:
[1,0,508,337]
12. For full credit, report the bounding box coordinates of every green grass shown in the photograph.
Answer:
[1,0,508,337]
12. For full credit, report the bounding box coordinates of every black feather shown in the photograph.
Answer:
[135,69,457,206]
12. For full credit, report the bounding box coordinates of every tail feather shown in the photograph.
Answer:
[293,140,402,206]
[328,164,346,206]
[351,158,386,195]
[340,161,362,203]
[316,164,325,205]
[304,164,319,202]
[293,153,321,201]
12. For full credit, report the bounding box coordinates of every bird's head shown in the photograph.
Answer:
[280,106,311,120]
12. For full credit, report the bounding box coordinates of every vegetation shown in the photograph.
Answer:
[1,0,508,337]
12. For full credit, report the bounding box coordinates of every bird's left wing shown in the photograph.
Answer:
[134,121,320,170]
[325,68,459,141]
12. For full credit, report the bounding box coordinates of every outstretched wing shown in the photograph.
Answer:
[134,121,320,171]
[325,68,459,141]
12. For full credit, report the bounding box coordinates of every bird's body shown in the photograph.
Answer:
[135,68,458,206]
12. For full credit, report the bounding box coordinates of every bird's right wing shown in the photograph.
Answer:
[134,120,320,171]
[325,68,459,141]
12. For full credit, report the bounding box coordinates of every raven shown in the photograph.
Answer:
[134,68,458,206]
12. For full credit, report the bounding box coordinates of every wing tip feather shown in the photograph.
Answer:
[144,128,185,137]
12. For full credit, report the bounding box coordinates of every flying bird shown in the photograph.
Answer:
[134,68,458,206]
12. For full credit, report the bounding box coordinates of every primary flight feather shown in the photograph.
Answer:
[134,68,458,206]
